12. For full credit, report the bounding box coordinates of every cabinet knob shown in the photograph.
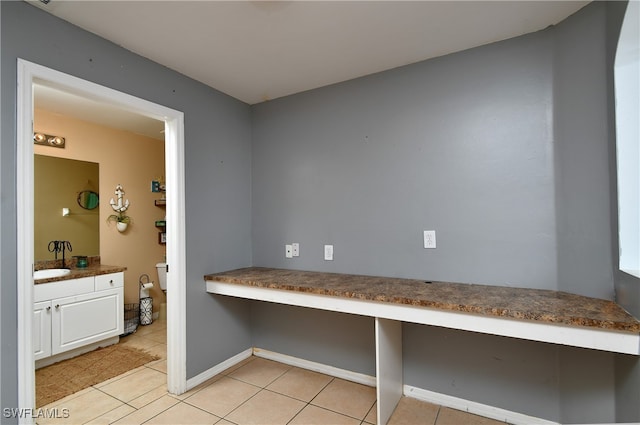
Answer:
[110,280,114,284]
[55,304,60,309]
[46,306,51,311]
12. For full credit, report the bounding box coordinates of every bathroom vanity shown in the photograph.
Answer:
[34,266,126,368]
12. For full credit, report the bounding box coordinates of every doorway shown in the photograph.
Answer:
[17,59,187,411]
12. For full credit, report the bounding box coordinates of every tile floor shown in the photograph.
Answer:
[38,319,506,425]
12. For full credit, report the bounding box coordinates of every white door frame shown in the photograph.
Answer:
[17,59,187,416]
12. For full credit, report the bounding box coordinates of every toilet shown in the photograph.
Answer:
[156,262,167,294]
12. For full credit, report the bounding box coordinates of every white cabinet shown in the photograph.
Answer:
[34,272,124,361]
[52,287,123,354]
[33,301,52,360]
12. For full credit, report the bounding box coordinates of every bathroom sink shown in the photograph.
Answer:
[34,268,71,280]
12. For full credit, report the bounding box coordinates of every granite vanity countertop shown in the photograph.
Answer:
[35,264,127,284]
[205,267,640,333]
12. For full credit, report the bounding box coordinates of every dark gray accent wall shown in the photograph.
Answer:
[250,2,629,423]
[1,1,253,416]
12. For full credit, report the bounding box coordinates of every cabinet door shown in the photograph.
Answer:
[33,301,52,360]
[52,288,123,355]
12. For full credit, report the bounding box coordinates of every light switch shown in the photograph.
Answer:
[285,244,293,258]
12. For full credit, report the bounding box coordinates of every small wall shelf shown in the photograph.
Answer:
[152,180,166,244]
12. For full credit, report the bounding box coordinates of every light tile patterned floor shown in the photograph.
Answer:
[38,319,506,424]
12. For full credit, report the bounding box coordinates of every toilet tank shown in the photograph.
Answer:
[156,262,167,291]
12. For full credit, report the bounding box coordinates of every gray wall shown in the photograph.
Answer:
[553,0,614,300]
[250,2,632,423]
[607,1,640,423]
[251,303,376,375]
[252,30,558,290]
[1,1,253,417]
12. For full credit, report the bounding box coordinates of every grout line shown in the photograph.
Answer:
[306,376,335,406]
[434,405,442,425]
[219,387,265,421]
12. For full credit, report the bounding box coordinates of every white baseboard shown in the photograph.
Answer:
[185,348,252,390]
[185,347,556,425]
[253,348,377,388]
[403,385,559,425]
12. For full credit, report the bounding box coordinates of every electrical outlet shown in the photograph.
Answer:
[292,243,300,257]
[285,244,293,258]
[324,245,334,261]
[423,230,436,249]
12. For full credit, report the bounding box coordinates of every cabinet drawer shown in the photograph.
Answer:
[95,272,124,291]
[34,277,94,303]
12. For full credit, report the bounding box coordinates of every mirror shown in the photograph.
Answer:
[34,155,100,261]
[77,190,99,210]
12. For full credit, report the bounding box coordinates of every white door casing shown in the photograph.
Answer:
[17,59,187,419]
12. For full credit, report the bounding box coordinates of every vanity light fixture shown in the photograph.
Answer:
[34,132,65,148]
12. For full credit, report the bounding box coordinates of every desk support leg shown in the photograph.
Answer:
[375,317,403,425]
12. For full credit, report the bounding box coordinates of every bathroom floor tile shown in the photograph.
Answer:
[143,330,167,344]
[225,389,305,425]
[144,401,220,424]
[435,407,505,425]
[310,378,376,420]
[143,343,168,360]
[388,397,439,425]
[266,367,333,402]
[289,404,361,425]
[147,359,167,374]
[228,357,291,387]
[98,367,166,403]
[128,322,161,337]
[183,376,260,417]
[119,335,158,350]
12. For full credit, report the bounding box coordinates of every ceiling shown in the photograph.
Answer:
[34,83,166,140]
[29,0,589,138]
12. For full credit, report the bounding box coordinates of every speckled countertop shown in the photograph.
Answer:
[205,267,640,333]
[35,265,127,284]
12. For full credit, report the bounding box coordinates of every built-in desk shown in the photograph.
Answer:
[205,267,640,425]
